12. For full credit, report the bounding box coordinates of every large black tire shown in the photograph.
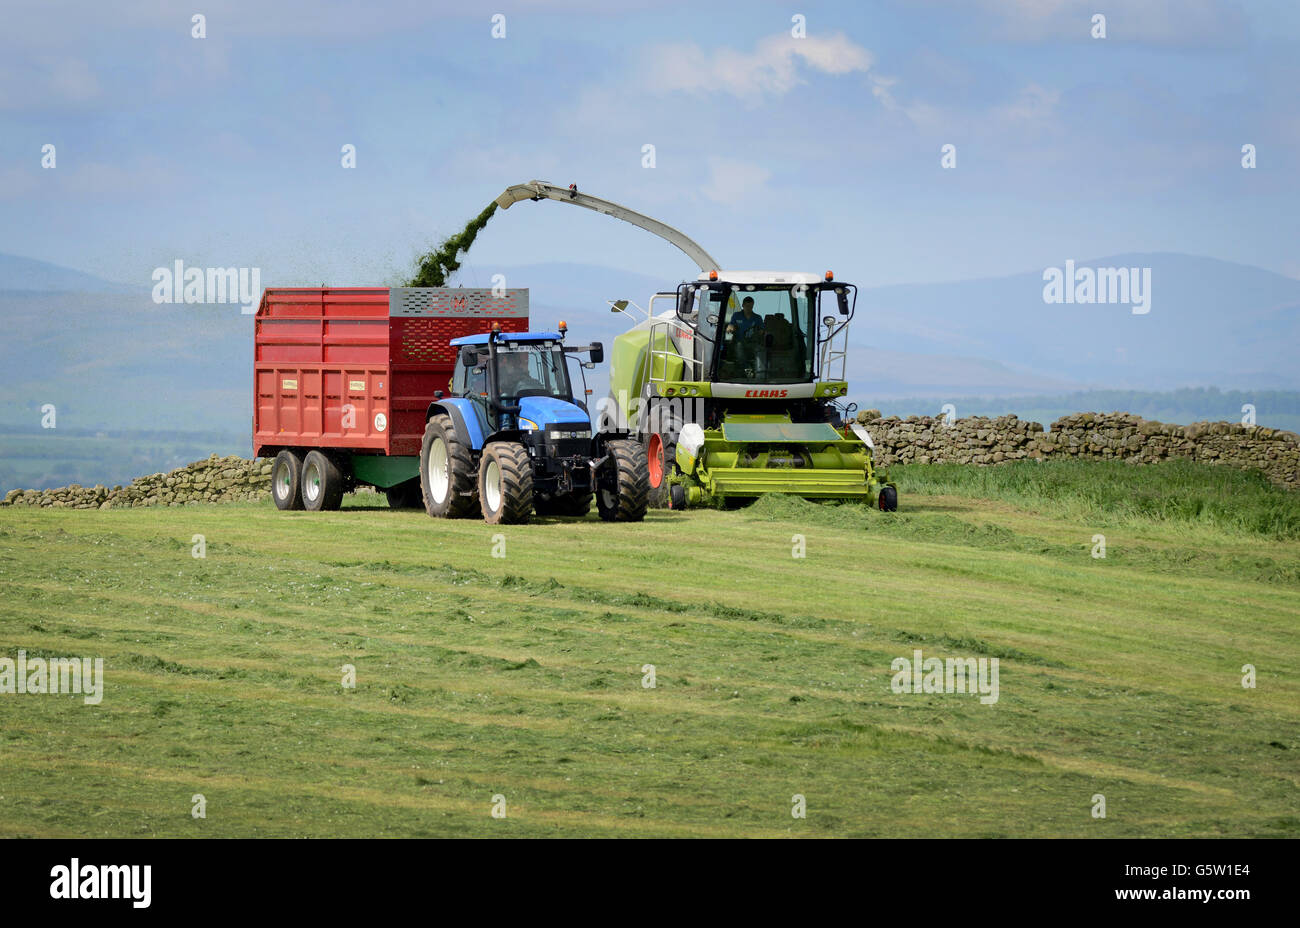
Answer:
[478,442,534,525]
[385,479,423,510]
[421,414,478,518]
[535,491,592,518]
[271,450,304,511]
[597,439,649,522]
[301,450,345,511]
[878,485,898,512]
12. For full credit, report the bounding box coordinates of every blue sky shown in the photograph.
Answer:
[2,0,1298,290]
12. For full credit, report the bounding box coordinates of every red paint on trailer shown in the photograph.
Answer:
[253,287,528,458]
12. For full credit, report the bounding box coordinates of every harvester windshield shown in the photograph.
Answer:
[715,286,815,384]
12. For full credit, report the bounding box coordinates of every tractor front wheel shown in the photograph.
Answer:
[598,439,649,522]
[478,442,534,525]
[878,486,898,512]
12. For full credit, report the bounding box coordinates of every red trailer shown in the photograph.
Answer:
[253,286,528,509]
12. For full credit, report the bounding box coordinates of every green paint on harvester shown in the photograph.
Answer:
[407,202,499,287]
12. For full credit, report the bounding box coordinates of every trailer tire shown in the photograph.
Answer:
[478,442,533,525]
[385,479,423,510]
[271,450,305,511]
[301,450,345,511]
[421,414,479,519]
[598,439,649,523]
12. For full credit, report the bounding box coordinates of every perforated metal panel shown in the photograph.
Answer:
[388,288,528,318]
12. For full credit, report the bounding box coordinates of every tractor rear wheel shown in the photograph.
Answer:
[301,450,345,511]
[478,442,534,524]
[421,414,478,518]
[598,439,649,522]
[271,450,304,510]
[385,479,423,510]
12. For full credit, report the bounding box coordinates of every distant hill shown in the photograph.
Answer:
[0,253,140,293]
[855,253,1300,393]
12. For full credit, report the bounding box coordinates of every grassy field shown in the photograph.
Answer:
[1,460,1297,837]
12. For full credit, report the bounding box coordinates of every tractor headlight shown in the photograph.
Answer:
[548,429,591,440]
[520,418,539,431]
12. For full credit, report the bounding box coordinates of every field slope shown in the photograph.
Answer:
[1,461,1297,837]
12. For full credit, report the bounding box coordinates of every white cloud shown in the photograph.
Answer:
[701,157,771,205]
[642,32,874,101]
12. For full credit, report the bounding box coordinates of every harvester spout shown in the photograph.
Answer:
[494,179,721,273]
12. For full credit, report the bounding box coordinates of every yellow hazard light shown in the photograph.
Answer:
[825,271,834,281]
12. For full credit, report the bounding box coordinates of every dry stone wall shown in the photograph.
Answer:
[2,455,273,509]
[856,410,1300,489]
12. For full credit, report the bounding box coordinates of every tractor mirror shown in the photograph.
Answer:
[589,342,604,364]
[460,346,478,367]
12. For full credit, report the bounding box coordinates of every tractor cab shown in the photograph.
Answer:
[450,328,600,441]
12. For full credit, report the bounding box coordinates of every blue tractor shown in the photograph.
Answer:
[420,324,649,524]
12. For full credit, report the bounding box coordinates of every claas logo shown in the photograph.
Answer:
[745,389,789,398]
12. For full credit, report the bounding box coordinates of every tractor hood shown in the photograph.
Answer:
[518,395,591,431]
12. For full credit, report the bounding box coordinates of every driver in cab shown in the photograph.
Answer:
[726,296,764,341]
[494,350,545,398]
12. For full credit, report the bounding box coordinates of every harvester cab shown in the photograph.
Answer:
[422,326,649,524]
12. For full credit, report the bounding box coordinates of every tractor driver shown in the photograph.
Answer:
[494,349,546,398]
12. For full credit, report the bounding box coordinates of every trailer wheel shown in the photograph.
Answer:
[421,414,478,518]
[385,479,423,510]
[878,485,898,512]
[478,442,533,525]
[598,439,649,523]
[271,450,305,511]
[301,450,345,511]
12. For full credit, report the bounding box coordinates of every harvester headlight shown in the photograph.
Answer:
[664,387,676,396]
[690,387,699,396]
